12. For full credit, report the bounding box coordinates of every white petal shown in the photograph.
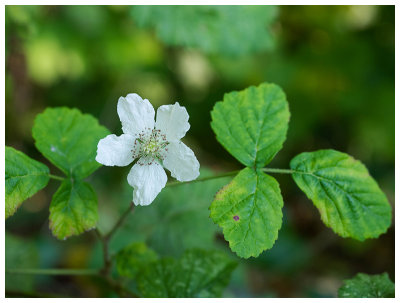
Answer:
[163,141,200,182]
[96,134,136,167]
[155,102,190,142]
[117,93,155,136]
[127,162,167,206]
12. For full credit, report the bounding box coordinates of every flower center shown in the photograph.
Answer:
[132,128,169,165]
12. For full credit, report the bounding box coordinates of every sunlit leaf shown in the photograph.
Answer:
[32,107,109,179]
[131,6,277,56]
[210,167,284,258]
[290,149,392,240]
[338,272,395,298]
[138,248,237,298]
[211,83,290,168]
[49,179,98,240]
[5,146,49,219]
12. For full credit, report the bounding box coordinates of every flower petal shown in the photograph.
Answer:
[163,141,200,182]
[117,93,155,136]
[155,102,190,142]
[127,162,167,206]
[96,134,136,167]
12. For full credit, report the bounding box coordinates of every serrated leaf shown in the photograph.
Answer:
[138,249,237,298]
[115,242,158,279]
[49,179,98,240]
[290,149,392,241]
[211,83,290,168]
[5,146,50,219]
[32,107,109,179]
[210,167,284,258]
[131,6,277,56]
[338,272,395,298]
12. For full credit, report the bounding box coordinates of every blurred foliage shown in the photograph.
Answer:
[5,5,394,298]
[130,6,277,56]
[116,242,158,279]
[5,233,39,292]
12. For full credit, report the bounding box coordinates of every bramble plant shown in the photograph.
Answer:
[5,82,392,298]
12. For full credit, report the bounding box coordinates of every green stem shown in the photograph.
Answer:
[95,228,111,276]
[105,203,135,240]
[262,168,296,174]
[166,170,240,187]
[165,167,298,187]
[48,174,65,181]
[6,268,99,276]
[93,202,137,297]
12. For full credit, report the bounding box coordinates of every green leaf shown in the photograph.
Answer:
[115,242,158,279]
[49,179,98,240]
[210,167,284,258]
[138,249,237,298]
[211,83,290,168]
[5,146,50,219]
[131,6,277,56]
[338,272,395,298]
[32,107,109,179]
[290,149,392,241]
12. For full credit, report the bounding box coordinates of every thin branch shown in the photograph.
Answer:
[166,170,240,187]
[94,228,111,276]
[105,203,135,240]
[7,201,137,297]
[262,167,296,174]
[48,174,65,181]
[165,167,301,187]
[95,202,135,276]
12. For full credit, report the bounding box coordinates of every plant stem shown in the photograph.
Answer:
[166,170,240,187]
[95,202,135,277]
[105,203,135,240]
[165,167,298,187]
[6,202,137,297]
[262,167,296,174]
[93,202,138,297]
[48,174,65,181]
[94,228,111,276]
[5,268,99,276]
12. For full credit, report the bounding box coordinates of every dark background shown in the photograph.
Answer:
[5,5,394,298]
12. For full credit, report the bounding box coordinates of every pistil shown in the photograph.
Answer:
[132,128,169,165]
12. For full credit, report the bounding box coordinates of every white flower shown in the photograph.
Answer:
[96,93,200,206]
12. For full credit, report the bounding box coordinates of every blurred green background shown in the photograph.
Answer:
[5,5,394,298]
